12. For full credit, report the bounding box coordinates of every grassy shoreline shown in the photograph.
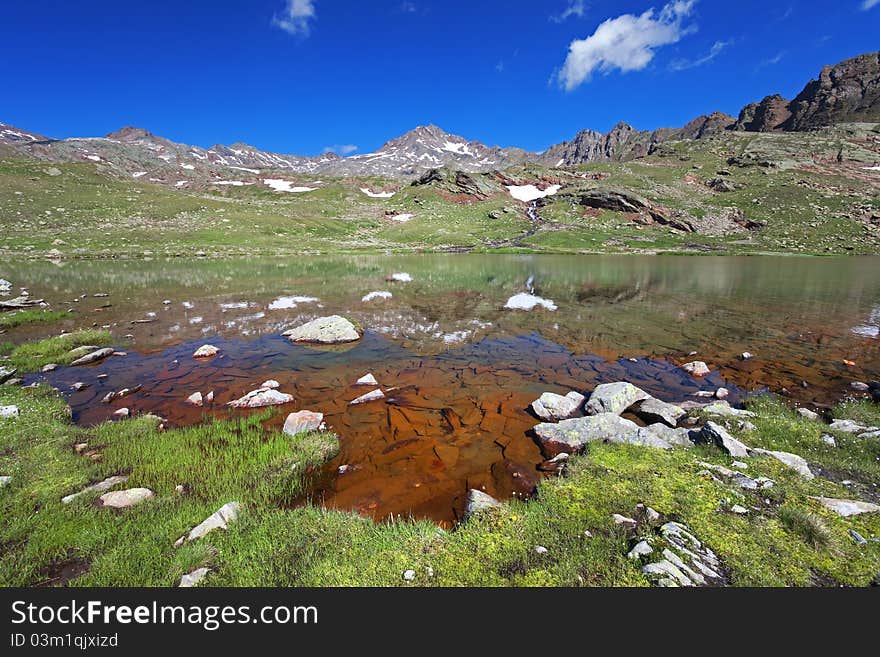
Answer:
[1,371,878,587]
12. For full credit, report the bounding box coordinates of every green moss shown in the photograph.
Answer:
[0,309,70,330]
[8,329,112,372]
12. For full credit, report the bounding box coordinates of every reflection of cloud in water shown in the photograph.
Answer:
[852,305,880,338]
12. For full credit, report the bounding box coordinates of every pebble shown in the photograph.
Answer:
[534,545,548,555]
[402,570,416,582]
[821,434,837,448]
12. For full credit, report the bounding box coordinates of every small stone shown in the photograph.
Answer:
[390,273,413,283]
[42,363,58,373]
[0,405,20,419]
[700,421,750,458]
[356,373,379,386]
[338,464,353,475]
[176,501,241,545]
[821,434,837,448]
[797,407,820,421]
[730,504,749,515]
[403,570,416,581]
[185,392,203,406]
[0,476,11,488]
[741,352,754,360]
[179,567,210,587]
[682,361,711,377]
[98,487,154,508]
[282,410,324,436]
[113,408,130,418]
[463,489,501,519]
[627,540,654,559]
[813,497,880,517]
[228,388,293,409]
[350,389,385,405]
[531,390,585,421]
[750,448,813,479]
[193,344,219,358]
[612,513,637,528]
[732,461,748,469]
[534,545,548,555]
[850,530,868,545]
[715,388,729,400]
[851,382,870,392]
[260,380,281,389]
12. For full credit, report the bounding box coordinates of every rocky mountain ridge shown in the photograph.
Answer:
[2,52,877,179]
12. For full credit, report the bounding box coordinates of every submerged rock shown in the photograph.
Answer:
[228,388,293,409]
[531,391,585,421]
[503,293,557,311]
[175,501,241,546]
[98,488,154,508]
[813,497,880,517]
[585,382,650,416]
[534,413,671,457]
[282,410,324,436]
[463,489,502,519]
[283,315,362,344]
[350,389,385,405]
[70,347,115,367]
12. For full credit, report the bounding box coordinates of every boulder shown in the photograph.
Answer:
[283,315,362,344]
[700,401,756,418]
[531,391,585,421]
[282,410,324,436]
[98,488,154,508]
[634,398,685,427]
[533,413,671,457]
[227,388,293,409]
[750,448,814,479]
[463,489,502,519]
[813,497,880,517]
[176,501,241,546]
[70,347,115,366]
[585,382,650,416]
[700,421,750,458]
[639,423,695,448]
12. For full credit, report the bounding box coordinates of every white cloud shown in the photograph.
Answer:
[670,39,732,71]
[558,0,698,91]
[862,0,879,9]
[323,144,358,155]
[273,0,317,37]
[550,1,587,23]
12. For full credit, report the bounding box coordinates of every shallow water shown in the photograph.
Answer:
[3,254,879,523]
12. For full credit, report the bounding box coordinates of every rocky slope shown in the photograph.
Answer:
[735,52,880,132]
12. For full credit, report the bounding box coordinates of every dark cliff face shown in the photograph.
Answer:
[735,52,880,132]
[783,52,880,130]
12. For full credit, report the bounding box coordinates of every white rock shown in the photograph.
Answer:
[403,570,416,582]
[628,540,654,559]
[179,567,211,588]
[185,392,203,407]
[503,293,557,311]
[356,373,379,386]
[99,488,154,508]
[0,476,11,488]
[682,361,711,377]
[176,502,241,546]
[389,273,412,283]
[797,407,820,421]
[362,291,392,302]
[534,545,548,555]
[813,497,880,517]
[0,405,20,419]
[531,391,585,421]
[228,388,293,409]
[62,475,129,504]
[282,410,324,436]
[260,380,281,389]
[350,389,385,405]
[193,344,219,358]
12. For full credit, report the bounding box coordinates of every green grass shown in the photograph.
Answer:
[1,382,878,587]
[7,329,112,372]
[0,309,70,330]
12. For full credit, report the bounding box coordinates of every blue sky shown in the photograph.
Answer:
[2,1,878,155]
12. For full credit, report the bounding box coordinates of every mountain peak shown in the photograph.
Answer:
[106,126,156,141]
